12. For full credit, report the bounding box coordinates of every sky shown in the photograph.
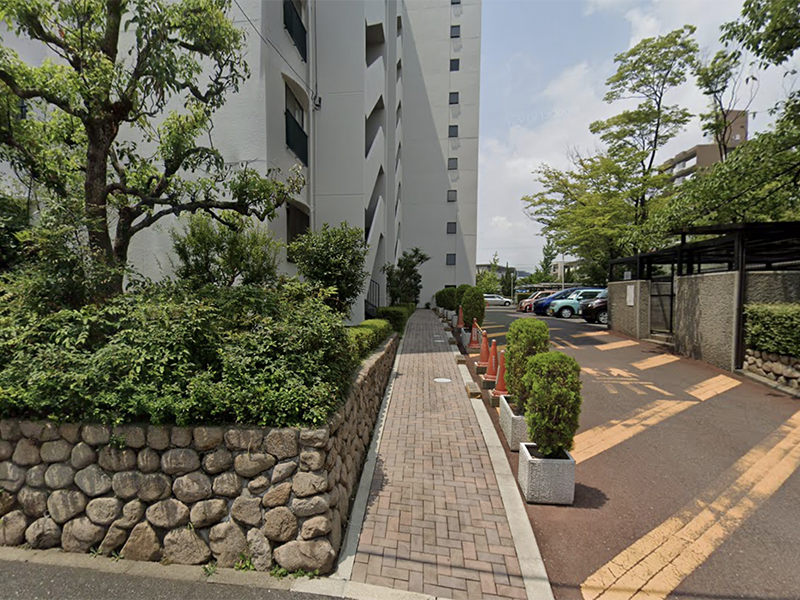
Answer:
[476,0,800,273]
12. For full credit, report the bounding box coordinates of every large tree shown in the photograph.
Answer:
[0,0,303,298]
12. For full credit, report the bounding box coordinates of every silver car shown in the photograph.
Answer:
[483,294,513,307]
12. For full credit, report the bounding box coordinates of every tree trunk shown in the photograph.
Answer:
[85,120,119,298]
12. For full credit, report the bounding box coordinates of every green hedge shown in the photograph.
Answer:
[745,303,800,358]
[348,319,393,360]
[522,352,582,458]
[455,284,471,308]
[461,286,485,329]
[377,304,416,334]
[435,288,457,311]
[0,282,356,428]
[505,318,550,403]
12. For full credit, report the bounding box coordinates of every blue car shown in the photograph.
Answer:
[532,287,585,316]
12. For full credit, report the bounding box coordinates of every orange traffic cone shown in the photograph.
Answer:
[456,306,464,329]
[484,340,499,382]
[491,351,508,398]
[467,318,481,350]
[476,330,490,367]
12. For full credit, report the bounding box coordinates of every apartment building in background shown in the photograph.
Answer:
[123,0,482,321]
[663,110,748,185]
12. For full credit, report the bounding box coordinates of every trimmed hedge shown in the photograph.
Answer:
[377,304,416,334]
[461,286,485,329]
[435,288,457,311]
[348,319,394,359]
[455,284,471,308]
[745,303,800,358]
[505,318,550,404]
[522,352,582,458]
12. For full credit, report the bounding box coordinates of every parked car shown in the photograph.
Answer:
[581,289,608,324]
[484,294,513,307]
[517,290,557,312]
[532,287,584,316]
[547,288,604,318]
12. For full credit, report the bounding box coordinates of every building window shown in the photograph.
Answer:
[451,25,461,38]
[446,254,456,265]
[286,203,310,257]
[449,92,459,105]
[283,0,307,62]
[445,284,456,288]
[448,125,458,138]
[447,189,457,202]
[448,158,458,170]
[451,0,461,4]
[447,222,457,234]
[285,85,308,166]
[450,59,460,71]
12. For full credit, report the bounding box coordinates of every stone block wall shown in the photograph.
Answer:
[0,335,398,574]
[743,349,800,390]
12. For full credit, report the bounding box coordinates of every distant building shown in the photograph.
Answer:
[663,110,748,185]
[550,259,582,281]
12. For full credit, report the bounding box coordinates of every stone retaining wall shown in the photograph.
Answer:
[0,335,398,574]
[743,348,800,390]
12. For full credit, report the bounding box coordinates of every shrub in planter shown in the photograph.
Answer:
[455,284,471,308]
[377,306,410,334]
[521,352,582,458]
[435,288,457,311]
[505,318,550,405]
[461,286,485,329]
[745,303,800,358]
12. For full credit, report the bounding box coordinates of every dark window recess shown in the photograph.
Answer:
[445,284,456,288]
[449,125,458,138]
[446,253,457,266]
[449,92,459,104]
[286,203,310,258]
[283,0,307,62]
[447,189,457,202]
[451,25,461,38]
[447,222,457,234]
[285,109,308,166]
[448,158,458,170]
[451,0,461,4]
[450,59,460,71]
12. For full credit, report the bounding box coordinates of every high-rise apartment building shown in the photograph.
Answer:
[116,0,482,321]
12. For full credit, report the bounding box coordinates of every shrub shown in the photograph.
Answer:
[455,284,471,308]
[377,306,412,334]
[288,223,369,316]
[0,195,28,271]
[348,319,393,359]
[461,286,485,329]
[505,319,550,402]
[745,303,800,358]
[171,213,282,287]
[383,247,430,305]
[435,288,457,311]
[0,281,356,428]
[521,352,582,458]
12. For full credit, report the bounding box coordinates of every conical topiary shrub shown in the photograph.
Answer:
[461,286,485,329]
[505,318,549,405]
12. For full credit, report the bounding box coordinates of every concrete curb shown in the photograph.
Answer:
[331,336,404,581]
[455,364,556,600]
[738,369,800,399]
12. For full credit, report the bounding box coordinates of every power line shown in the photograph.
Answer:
[231,0,315,98]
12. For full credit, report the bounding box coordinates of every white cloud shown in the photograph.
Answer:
[477,0,800,271]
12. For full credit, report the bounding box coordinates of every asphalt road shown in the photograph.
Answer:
[475,307,800,600]
[0,559,336,600]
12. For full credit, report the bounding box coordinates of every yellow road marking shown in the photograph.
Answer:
[583,367,601,377]
[551,340,565,349]
[597,340,639,351]
[687,375,741,401]
[609,368,636,378]
[557,337,580,350]
[486,331,508,339]
[644,384,673,397]
[581,410,800,600]
[603,384,619,395]
[574,331,611,338]
[573,400,697,464]
[633,354,681,371]
[481,325,505,330]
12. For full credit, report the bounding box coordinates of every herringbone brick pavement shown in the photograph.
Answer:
[351,310,526,599]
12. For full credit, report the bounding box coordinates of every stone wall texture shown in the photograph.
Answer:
[608,280,650,339]
[743,348,800,390]
[0,335,398,574]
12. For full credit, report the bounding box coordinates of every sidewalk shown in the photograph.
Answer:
[350,311,527,599]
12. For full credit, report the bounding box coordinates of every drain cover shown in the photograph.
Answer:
[433,378,452,383]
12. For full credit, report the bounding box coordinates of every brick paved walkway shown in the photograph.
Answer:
[351,311,527,599]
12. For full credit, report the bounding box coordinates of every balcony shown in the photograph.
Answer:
[366,58,385,118]
[283,0,307,62]
[285,110,308,166]
[366,127,385,193]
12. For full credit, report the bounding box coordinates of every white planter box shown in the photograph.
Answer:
[500,396,529,452]
[518,443,575,505]
[452,314,458,328]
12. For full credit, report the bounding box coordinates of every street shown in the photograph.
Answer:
[475,307,800,600]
